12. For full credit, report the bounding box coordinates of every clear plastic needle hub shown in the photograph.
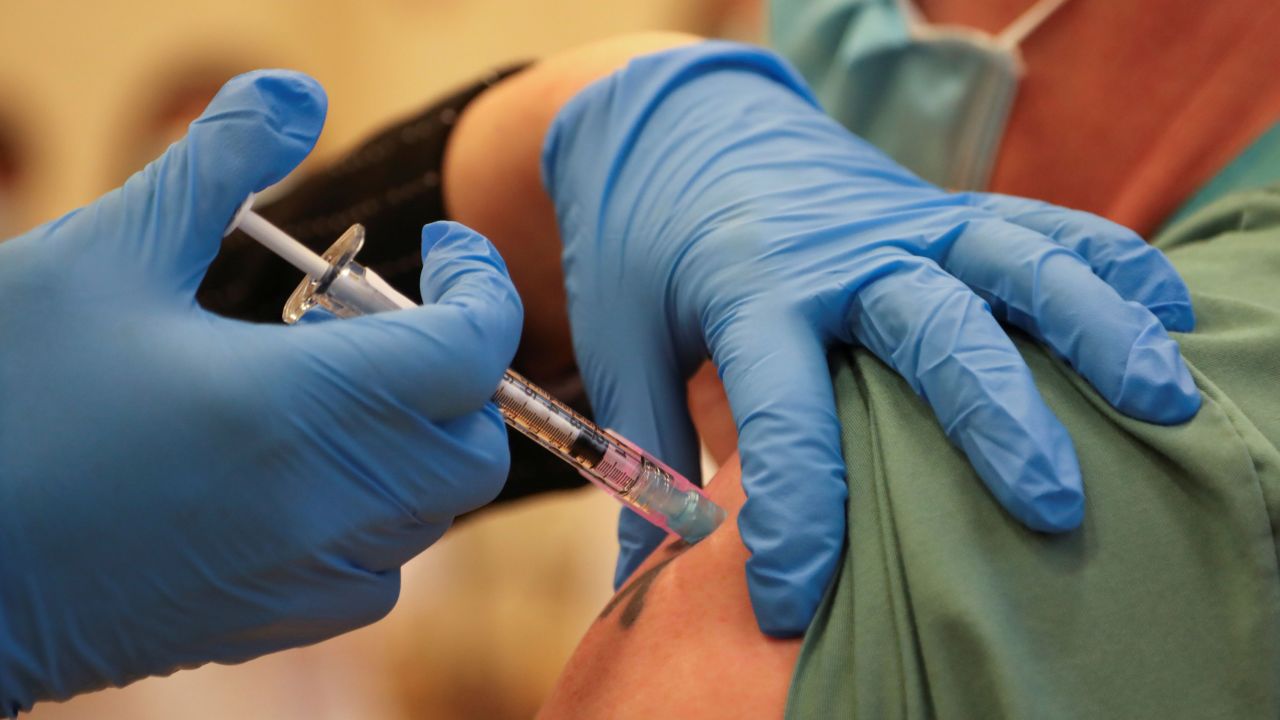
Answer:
[229,203,726,543]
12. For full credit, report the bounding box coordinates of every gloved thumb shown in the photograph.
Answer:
[64,70,326,297]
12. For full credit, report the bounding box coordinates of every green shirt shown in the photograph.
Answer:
[787,187,1280,719]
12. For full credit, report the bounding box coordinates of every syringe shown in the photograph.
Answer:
[229,203,726,543]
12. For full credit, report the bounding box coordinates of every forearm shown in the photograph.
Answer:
[442,32,700,380]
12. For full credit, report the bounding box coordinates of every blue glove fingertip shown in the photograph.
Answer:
[1114,326,1202,425]
[981,461,1085,534]
[219,70,326,127]
[196,70,328,192]
[1112,249,1196,333]
[420,220,463,258]
[419,221,521,320]
[1019,483,1085,533]
[965,191,1199,333]
[421,221,511,275]
[949,388,1086,534]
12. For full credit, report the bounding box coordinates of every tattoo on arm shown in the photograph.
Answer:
[598,541,691,629]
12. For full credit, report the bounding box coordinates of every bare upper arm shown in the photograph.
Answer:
[537,455,801,719]
[441,32,699,382]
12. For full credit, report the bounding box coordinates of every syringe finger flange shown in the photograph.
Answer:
[283,224,366,324]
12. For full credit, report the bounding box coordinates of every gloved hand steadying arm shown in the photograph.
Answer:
[0,71,521,714]
[542,42,1200,636]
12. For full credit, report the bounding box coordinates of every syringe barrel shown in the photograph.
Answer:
[608,433,727,542]
[325,266,411,315]
[494,371,725,542]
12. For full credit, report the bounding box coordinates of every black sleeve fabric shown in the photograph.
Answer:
[197,63,593,506]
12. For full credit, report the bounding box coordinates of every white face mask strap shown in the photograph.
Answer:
[997,0,1071,50]
[895,0,927,30]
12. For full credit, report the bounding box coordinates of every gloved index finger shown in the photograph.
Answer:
[570,312,705,588]
[709,312,849,637]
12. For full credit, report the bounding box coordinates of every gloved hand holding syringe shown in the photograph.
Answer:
[230,199,726,543]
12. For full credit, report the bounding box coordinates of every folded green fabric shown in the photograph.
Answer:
[788,187,1280,719]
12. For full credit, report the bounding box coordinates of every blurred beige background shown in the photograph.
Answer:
[0,1,758,718]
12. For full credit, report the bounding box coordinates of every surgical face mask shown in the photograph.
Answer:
[772,0,1068,190]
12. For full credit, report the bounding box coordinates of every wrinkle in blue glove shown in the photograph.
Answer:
[0,71,522,715]
[542,42,1200,637]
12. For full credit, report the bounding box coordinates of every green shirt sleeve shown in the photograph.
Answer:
[787,187,1280,719]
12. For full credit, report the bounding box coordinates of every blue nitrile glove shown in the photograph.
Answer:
[542,42,1200,636]
[0,71,521,714]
